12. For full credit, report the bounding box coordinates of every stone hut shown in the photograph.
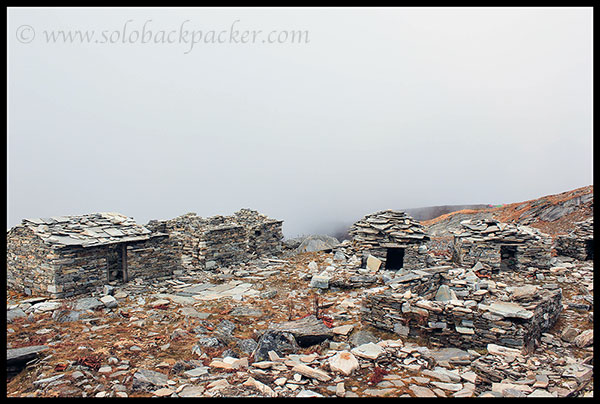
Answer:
[451,219,552,272]
[348,210,430,270]
[554,218,593,260]
[146,208,283,271]
[7,212,177,298]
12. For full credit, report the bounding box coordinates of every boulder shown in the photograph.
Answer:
[269,315,333,347]
[351,342,384,360]
[253,330,299,362]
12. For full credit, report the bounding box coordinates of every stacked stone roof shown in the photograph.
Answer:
[16,212,157,248]
[349,210,430,246]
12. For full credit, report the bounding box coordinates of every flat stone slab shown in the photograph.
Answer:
[428,348,471,364]
[7,345,49,365]
[488,302,534,320]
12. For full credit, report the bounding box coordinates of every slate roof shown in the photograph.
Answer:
[20,212,159,248]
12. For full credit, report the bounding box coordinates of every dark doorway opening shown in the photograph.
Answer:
[385,248,405,270]
[585,240,593,260]
[500,245,518,271]
[107,246,123,282]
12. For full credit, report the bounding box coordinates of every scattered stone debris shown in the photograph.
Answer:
[5,204,595,398]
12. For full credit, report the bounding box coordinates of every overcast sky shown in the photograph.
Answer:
[7,7,593,237]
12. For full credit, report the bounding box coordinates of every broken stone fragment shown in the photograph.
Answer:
[573,329,593,347]
[252,330,299,362]
[351,342,384,360]
[328,351,359,376]
[309,275,330,289]
[100,295,118,309]
[434,285,457,302]
[291,364,332,382]
[366,255,382,272]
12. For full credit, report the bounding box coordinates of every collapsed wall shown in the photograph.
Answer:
[361,267,562,351]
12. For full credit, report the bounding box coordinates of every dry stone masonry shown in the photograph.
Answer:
[451,219,552,272]
[361,266,563,351]
[146,209,283,272]
[554,218,593,261]
[349,210,431,271]
[7,213,177,298]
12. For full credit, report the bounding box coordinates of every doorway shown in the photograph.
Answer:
[385,248,405,270]
[500,245,518,271]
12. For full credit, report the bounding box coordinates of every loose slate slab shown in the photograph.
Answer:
[7,345,49,365]
[132,369,169,391]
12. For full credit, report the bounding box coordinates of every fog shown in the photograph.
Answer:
[7,7,593,238]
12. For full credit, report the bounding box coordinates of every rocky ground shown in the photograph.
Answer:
[6,251,594,398]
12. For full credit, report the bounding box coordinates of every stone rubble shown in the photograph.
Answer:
[5,217,595,398]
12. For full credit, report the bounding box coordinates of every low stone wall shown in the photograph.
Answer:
[361,270,562,350]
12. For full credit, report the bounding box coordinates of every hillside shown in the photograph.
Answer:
[423,185,593,238]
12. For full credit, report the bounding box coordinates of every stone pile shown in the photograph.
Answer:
[348,210,430,270]
[451,219,553,272]
[361,266,563,350]
[554,218,593,261]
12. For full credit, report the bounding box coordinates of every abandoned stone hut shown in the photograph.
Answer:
[554,217,594,261]
[7,213,177,298]
[348,210,430,270]
[451,219,552,272]
[146,209,283,271]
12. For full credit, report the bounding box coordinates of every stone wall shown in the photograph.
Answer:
[362,287,562,351]
[349,210,430,270]
[198,225,248,269]
[52,245,113,298]
[554,218,593,260]
[452,239,552,272]
[7,226,56,297]
[128,235,178,280]
[146,209,284,271]
[361,266,563,351]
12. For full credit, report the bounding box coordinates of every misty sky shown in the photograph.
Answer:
[7,7,593,237]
